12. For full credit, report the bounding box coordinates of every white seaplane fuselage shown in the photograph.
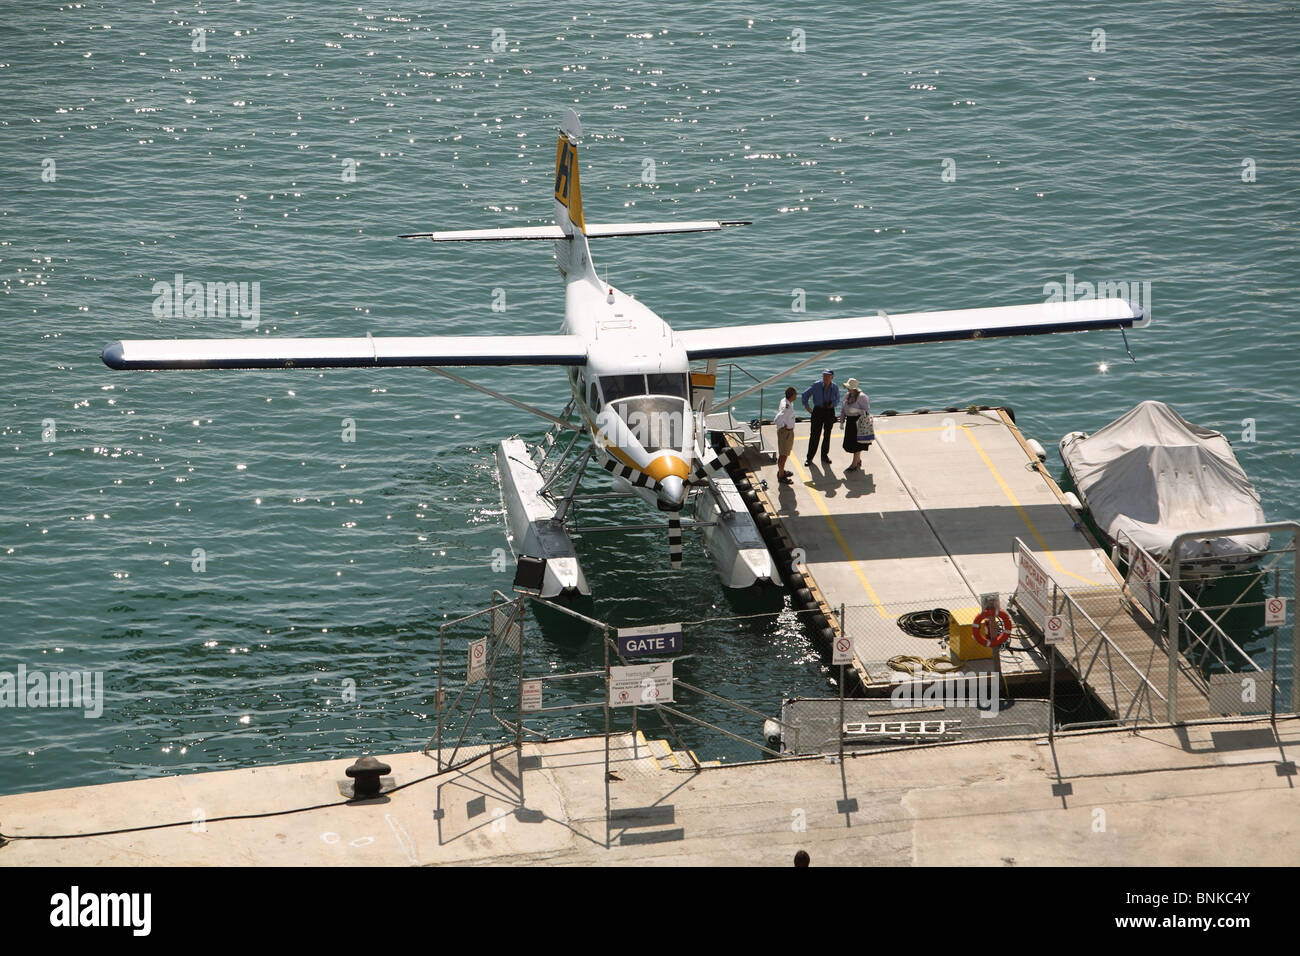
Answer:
[556,233,693,512]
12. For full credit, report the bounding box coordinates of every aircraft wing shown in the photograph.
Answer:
[675,299,1148,360]
[399,220,749,241]
[101,334,588,370]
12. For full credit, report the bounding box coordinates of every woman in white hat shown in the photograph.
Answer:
[838,378,873,472]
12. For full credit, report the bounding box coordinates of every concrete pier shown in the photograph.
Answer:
[1,717,1295,865]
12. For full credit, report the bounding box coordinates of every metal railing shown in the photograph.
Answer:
[1011,537,1164,726]
[720,362,767,425]
[425,590,526,773]
[1051,585,1164,725]
[1165,522,1299,721]
[1113,529,1274,700]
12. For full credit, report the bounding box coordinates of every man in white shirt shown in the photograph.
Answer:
[773,386,798,484]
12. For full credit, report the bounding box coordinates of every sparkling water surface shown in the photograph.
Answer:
[1,1,1297,795]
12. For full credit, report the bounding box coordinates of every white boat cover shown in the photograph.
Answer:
[1060,401,1268,565]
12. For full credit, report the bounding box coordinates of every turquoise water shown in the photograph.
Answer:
[1,2,1296,795]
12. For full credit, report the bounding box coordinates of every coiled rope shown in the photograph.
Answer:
[888,654,962,674]
[895,607,952,639]
[891,608,960,673]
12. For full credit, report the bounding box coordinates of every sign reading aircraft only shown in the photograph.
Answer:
[617,623,683,658]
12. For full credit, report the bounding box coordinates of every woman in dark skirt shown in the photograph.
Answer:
[838,377,872,472]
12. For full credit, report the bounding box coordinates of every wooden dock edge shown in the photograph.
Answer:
[721,432,870,693]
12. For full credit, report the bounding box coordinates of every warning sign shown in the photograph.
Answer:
[492,604,523,653]
[1015,546,1052,625]
[1265,597,1287,628]
[467,637,488,685]
[1127,550,1161,620]
[521,679,542,712]
[1043,614,1066,646]
[831,635,852,666]
[609,662,673,708]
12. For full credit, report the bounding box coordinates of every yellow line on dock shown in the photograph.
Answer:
[788,457,893,619]
[960,426,1100,586]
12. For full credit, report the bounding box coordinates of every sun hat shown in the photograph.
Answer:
[845,378,860,390]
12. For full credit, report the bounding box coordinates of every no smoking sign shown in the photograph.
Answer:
[1043,614,1066,646]
[1265,597,1287,628]
[832,635,852,665]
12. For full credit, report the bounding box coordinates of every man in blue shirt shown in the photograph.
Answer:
[801,369,839,465]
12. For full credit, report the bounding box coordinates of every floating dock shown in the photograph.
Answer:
[726,407,1209,720]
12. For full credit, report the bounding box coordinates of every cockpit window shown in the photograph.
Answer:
[646,373,689,399]
[599,374,646,403]
[612,397,687,452]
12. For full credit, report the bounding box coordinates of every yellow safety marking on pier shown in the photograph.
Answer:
[788,457,893,619]
[960,425,1100,586]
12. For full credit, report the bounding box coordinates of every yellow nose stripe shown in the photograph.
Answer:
[644,456,690,483]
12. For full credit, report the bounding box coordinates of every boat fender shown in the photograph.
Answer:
[763,719,782,744]
[1063,491,1083,511]
[1026,438,1047,461]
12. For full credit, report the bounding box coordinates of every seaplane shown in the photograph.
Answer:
[102,109,1148,598]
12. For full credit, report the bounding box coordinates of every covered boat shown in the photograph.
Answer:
[1059,401,1268,572]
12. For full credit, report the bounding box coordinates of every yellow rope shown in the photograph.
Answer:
[887,654,962,675]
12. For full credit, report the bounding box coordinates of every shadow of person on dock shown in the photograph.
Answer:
[776,478,798,512]
[802,461,842,498]
[800,461,876,500]
[843,472,875,498]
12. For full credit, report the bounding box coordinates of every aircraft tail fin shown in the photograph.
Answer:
[395,109,750,250]
[553,108,585,235]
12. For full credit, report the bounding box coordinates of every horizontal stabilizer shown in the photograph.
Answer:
[676,298,1148,361]
[399,220,750,242]
[400,226,566,241]
[102,334,588,370]
[586,220,750,238]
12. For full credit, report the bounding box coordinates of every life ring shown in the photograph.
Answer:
[972,609,1013,648]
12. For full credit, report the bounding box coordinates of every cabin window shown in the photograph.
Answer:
[589,381,600,410]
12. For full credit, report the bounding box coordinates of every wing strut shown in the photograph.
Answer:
[424,367,581,430]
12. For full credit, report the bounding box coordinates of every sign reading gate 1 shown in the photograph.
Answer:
[617,623,683,658]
